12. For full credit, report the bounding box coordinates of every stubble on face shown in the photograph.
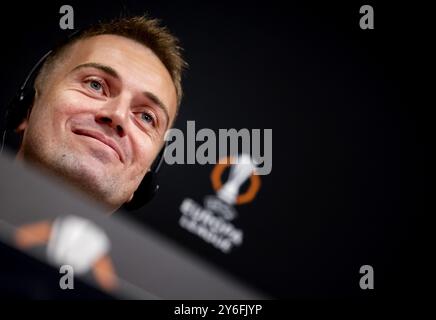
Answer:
[16,35,177,211]
[19,117,128,210]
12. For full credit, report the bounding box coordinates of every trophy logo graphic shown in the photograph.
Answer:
[216,154,258,206]
[206,154,262,220]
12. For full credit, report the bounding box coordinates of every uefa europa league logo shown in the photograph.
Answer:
[205,153,261,220]
[217,154,258,206]
[180,153,261,253]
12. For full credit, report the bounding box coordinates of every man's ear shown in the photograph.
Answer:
[15,92,37,135]
[15,119,28,135]
[125,168,150,204]
[126,193,134,203]
[15,119,29,159]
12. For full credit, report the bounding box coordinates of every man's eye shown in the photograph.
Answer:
[141,112,155,125]
[88,80,103,92]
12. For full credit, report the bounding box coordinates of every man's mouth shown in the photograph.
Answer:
[72,128,124,163]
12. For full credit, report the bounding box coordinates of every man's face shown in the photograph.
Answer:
[17,35,178,211]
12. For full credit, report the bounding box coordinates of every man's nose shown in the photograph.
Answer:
[95,100,128,137]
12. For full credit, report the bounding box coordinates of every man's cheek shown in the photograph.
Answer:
[129,165,148,183]
[55,91,89,114]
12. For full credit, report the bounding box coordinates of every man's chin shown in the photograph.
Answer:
[60,167,124,208]
[19,146,127,211]
[35,157,123,210]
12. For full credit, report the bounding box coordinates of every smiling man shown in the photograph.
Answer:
[12,16,186,212]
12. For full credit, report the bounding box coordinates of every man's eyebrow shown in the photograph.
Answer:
[143,91,170,130]
[71,62,120,79]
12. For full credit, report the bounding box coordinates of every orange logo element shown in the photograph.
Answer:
[211,156,261,205]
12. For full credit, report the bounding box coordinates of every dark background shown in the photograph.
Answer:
[0,1,421,298]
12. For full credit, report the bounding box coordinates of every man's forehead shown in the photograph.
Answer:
[70,34,155,61]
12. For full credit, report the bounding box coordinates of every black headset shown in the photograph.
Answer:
[1,30,167,211]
